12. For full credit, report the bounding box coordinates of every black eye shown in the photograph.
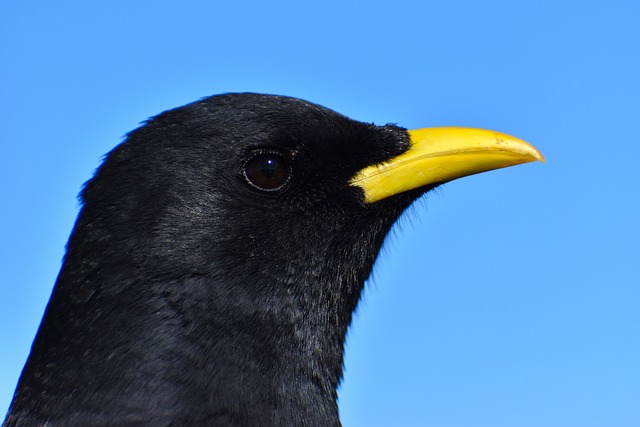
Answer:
[243,152,290,191]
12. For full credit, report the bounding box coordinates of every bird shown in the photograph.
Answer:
[3,93,543,426]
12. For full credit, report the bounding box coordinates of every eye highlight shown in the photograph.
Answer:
[243,151,290,191]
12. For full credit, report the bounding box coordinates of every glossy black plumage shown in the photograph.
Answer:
[4,93,429,426]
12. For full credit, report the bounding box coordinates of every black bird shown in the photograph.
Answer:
[4,93,543,426]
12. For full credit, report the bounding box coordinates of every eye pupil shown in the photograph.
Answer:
[262,159,277,177]
[244,152,290,190]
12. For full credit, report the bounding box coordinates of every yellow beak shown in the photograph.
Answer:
[351,127,545,204]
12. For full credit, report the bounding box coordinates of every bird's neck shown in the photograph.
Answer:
[8,264,358,426]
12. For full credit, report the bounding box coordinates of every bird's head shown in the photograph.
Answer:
[74,93,542,291]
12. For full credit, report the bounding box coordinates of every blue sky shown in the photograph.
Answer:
[1,1,639,425]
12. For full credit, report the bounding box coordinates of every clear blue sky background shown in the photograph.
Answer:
[1,1,639,426]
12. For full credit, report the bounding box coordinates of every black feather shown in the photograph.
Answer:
[4,93,428,426]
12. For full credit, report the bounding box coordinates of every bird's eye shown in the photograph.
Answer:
[243,152,290,191]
